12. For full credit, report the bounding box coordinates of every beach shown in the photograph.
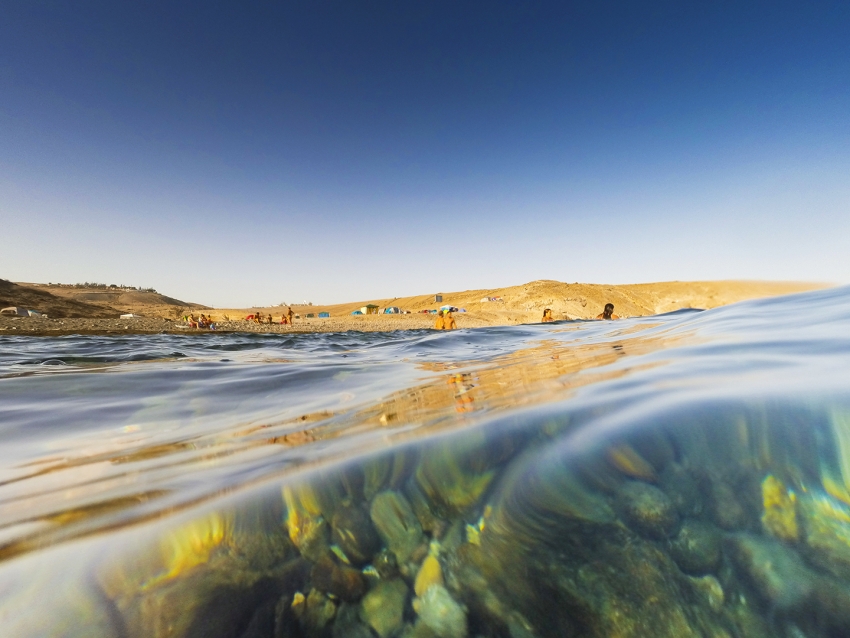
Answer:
[2,279,827,336]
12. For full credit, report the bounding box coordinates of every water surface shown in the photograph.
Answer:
[1,288,850,637]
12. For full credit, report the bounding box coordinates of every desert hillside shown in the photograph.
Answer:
[8,282,207,318]
[0,280,123,318]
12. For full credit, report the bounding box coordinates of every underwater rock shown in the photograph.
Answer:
[797,489,850,581]
[414,445,495,519]
[359,578,409,638]
[688,575,725,612]
[331,503,382,566]
[760,475,798,541]
[284,486,331,562]
[331,602,374,638]
[370,490,425,564]
[405,477,446,533]
[704,478,748,531]
[296,588,337,636]
[668,520,721,575]
[605,443,658,482]
[373,547,400,579]
[414,553,444,597]
[724,534,813,609]
[659,463,703,517]
[311,555,367,602]
[412,584,468,638]
[616,480,679,540]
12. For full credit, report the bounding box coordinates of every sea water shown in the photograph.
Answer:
[1,287,849,637]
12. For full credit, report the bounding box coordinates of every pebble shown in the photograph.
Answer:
[659,463,703,517]
[797,489,850,581]
[332,504,382,566]
[706,479,748,531]
[724,534,813,609]
[413,584,468,638]
[310,556,367,602]
[414,554,444,597]
[688,575,725,612]
[370,490,425,564]
[668,520,721,575]
[615,480,679,540]
[359,578,409,638]
[373,548,400,579]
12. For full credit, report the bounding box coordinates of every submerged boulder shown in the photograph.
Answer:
[668,520,722,575]
[616,480,679,540]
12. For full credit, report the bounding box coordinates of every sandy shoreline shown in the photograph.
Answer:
[0,314,475,337]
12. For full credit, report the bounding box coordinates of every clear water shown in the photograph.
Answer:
[1,287,850,637]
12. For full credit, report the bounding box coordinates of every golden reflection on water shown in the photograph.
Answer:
[0,323,687,564]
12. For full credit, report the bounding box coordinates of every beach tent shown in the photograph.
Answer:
[318,312,330,318]
[383,306,400,314]
[1,307,28,317]
[351,310,363,315]
[361,305,379,315]
[440,305,459,312]
[306,313,315,318]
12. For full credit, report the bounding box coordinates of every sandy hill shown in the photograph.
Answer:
[0,280,122,318]
[213,279,826,325]
[9,283,207,319]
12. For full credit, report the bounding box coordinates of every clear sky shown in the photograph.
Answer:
[1,1,848,307]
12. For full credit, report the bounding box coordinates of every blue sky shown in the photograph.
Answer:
[1,1,848,306]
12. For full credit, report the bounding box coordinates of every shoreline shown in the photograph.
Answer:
[0,315,483,337]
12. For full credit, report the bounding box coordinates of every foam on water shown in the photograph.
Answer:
[1,287,849,637]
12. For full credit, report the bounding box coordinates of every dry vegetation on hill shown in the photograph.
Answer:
[5,282,206,318]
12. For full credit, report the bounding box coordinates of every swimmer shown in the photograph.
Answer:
[542,308,554,322]
[444,310,457,330]
[596,303,620,320]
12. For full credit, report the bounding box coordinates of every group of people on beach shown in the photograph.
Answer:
[245,307,295,325]
[184,314,216,329]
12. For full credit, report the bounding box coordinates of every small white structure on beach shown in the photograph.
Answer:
[1,307,29,317]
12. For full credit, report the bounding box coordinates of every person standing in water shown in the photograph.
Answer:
[434,310,445,330]
[444,310,457,330]
[596,303,620,320]
[542,308,554,322]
